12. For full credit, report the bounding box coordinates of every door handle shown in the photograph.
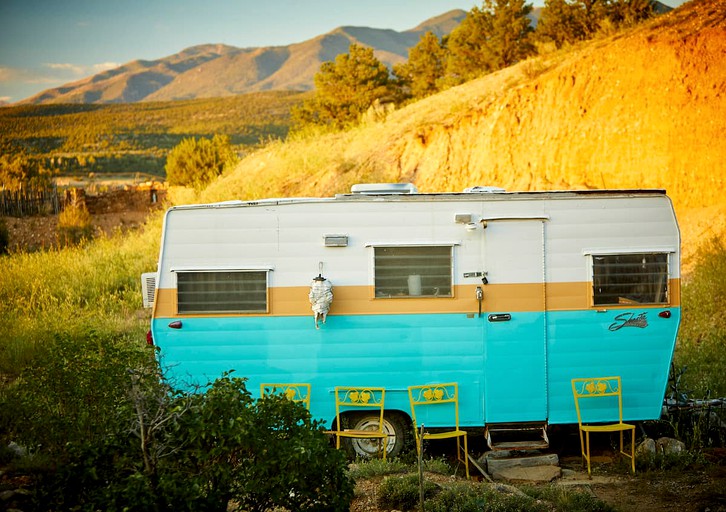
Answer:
[487,313,511,322]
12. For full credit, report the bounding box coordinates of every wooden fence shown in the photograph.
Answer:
[0,187,66,217]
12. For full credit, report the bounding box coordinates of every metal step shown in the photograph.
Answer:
[485,422,549,451]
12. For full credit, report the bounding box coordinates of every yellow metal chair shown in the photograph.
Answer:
[408,382,469,479]
[571,376,636,477]
[260,383,311,410]
[330,386,388,460]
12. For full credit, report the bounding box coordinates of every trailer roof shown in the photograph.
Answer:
[167,188,668,212]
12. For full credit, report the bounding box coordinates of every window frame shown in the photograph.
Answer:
[586,250,672,307]
[369,243,456,299]
[173,268,271,314]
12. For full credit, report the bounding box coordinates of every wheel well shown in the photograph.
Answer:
[329,409,412,428]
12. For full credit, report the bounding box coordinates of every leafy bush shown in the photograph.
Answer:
[57,200,94,246]
[522,485,616,512]
[15,369,353,512]
[349,458,409,479]
[165,134,239,190]
[377,474,439,511]
[0,330,155,456]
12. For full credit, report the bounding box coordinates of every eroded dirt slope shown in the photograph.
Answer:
[205,0,726,266]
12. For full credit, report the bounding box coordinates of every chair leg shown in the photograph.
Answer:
[463,436,470,479]
[630,428,636,474]
[585,431,592,478]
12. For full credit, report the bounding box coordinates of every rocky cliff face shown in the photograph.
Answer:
[395,0,726,264]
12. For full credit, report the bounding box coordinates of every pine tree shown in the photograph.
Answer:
[536,0,589,48]
[393,32,448,100]
[446,0,535,83]
[296,44,393,129]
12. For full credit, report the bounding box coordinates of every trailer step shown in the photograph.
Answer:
[485,423,549,451]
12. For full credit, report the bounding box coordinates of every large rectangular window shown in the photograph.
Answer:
[177,271,268,313]
[592,253,669,306]
[374,246,452,298]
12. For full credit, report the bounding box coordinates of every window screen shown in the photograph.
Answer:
[177,271,267,313]
[592,253,668,306]
[374,246,452,298]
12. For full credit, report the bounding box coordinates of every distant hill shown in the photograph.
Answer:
[20,10,466,106]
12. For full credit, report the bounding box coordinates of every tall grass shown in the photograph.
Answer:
[673,235,726,397]
[0,214,162,376]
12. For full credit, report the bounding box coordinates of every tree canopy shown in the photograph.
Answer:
[294,43,395,128]
[446,0,535,84]
[393,31,448,100]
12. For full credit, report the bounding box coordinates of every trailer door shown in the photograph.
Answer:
[482,219,547,423]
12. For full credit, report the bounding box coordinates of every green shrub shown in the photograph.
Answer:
[0,330,155,456]
[522,485,616,512]
[26,373,354,512]
[377,474,439,511]
[349,458,409,479]
[165,134,239,190]
[57,200,94,246]
[675,235,726,397]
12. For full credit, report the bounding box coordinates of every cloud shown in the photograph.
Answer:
[92,62,121,73]
[0,61,122,101]
[45,62,87,75]
[0,61,123,85]
[0,66,27,81]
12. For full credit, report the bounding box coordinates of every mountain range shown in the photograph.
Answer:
[21,10,469,105]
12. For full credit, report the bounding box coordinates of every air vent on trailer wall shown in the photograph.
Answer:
[141,272,157,309]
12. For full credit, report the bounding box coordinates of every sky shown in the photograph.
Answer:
[0,0,684,104]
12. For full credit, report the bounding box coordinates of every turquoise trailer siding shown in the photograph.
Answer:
[153,306,679,429]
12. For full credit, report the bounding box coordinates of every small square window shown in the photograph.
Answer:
[374,246,452,298]
[592,253,668,306]
[177,271,268,313]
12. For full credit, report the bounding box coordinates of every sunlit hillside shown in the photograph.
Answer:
[200,0,726,269]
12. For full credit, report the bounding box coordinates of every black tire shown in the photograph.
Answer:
[343,411,410,459]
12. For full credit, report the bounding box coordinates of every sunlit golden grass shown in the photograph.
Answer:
[0,214,162,375]
[673,235,726,397]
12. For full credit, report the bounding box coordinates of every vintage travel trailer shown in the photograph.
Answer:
[145,184,681,457]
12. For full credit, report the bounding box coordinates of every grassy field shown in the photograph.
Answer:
[0,91,307,177]
[0,213,161,376]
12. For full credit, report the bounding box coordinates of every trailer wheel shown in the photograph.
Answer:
[344,412,409,459]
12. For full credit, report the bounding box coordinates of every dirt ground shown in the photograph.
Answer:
[350,449,726,512]
[3,187,165,252]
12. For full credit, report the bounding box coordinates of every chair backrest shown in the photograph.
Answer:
[408,382,461,429]
[334,387,386,427]
[260,383,311,410]
[571,376,624,425]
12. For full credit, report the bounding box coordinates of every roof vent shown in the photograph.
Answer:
[464,186,506,193]
[351,183,418,195]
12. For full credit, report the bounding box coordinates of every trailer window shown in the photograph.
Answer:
[592,253,668,306]
[177,271,267,313]
[374,246,452,298]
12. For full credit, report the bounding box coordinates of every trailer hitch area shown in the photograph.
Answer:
[476,286,483,317]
